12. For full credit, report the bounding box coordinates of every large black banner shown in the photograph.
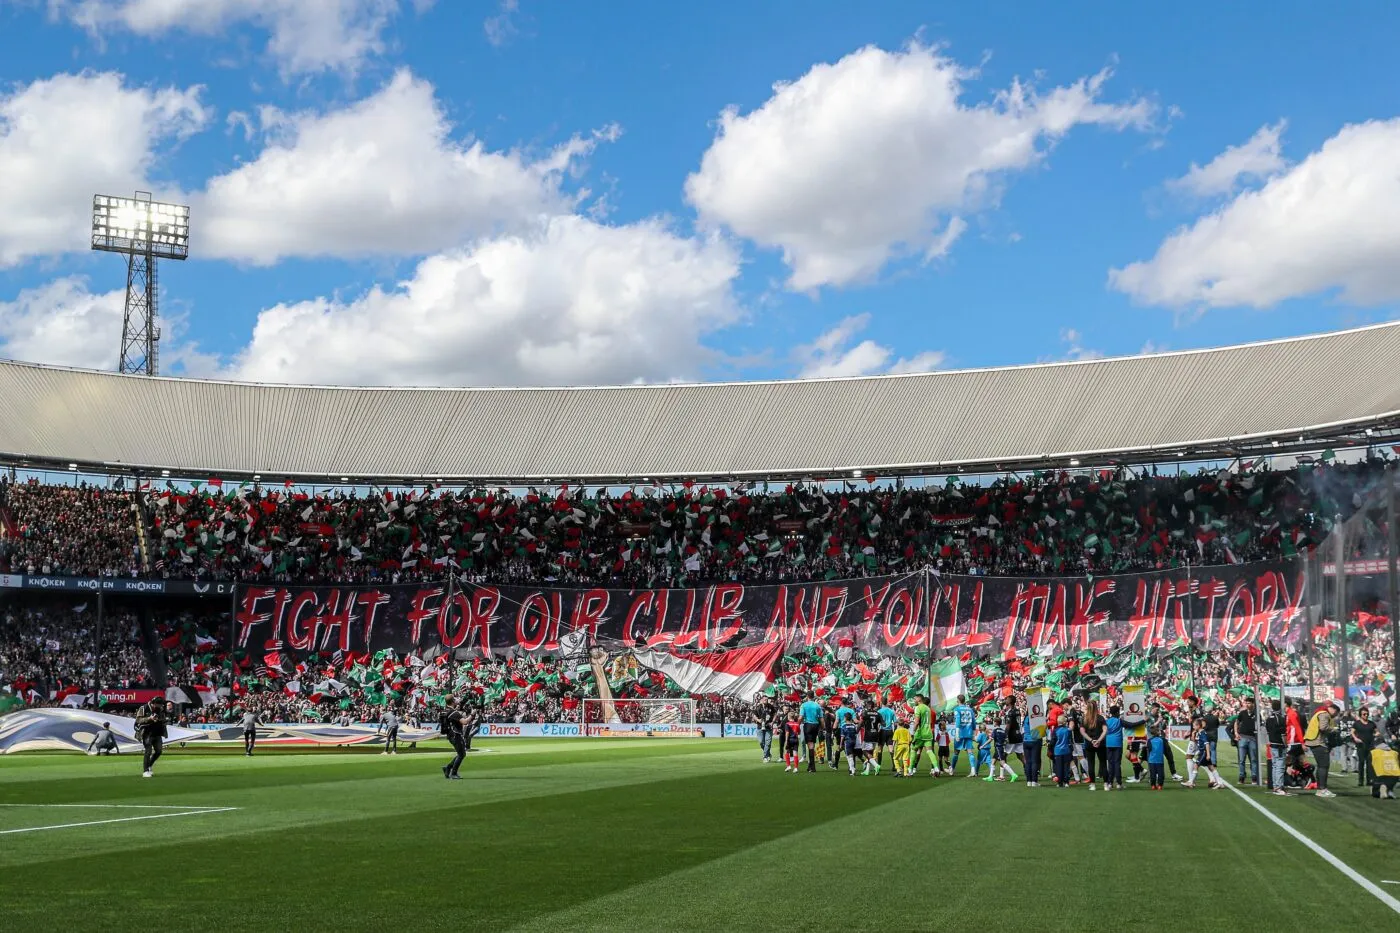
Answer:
[232,561,1308,659]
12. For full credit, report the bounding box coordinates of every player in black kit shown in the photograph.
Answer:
[859,702,883,775]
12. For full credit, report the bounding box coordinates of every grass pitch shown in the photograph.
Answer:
[3,739,1400,931]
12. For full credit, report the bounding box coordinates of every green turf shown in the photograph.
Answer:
[2,739,1399,931]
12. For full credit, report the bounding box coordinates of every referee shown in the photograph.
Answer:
[441,698,467,780]
[134,696,169,778]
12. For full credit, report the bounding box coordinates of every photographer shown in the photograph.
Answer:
[1304,701,1339,799]
[133,696,169,778]
[440,697,467,780]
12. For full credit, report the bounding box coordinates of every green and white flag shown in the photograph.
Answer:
[928,657,964,710]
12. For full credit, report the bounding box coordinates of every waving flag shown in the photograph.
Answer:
[632,642,783,701]
[927,657,965,710]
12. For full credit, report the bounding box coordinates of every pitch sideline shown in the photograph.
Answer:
[1170,742,1400,916]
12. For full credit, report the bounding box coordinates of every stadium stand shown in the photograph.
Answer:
[0,325,1397,737]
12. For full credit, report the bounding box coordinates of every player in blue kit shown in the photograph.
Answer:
[950,695,978,777]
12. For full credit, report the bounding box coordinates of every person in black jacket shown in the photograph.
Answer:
[134,696,169,778]
[441,698,467,781]
[1233,696,1260,785]
[1263,699,1288,796]
[1353,707,1378,787]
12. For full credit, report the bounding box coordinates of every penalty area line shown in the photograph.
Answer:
[1170,742,1400,916]
[0,807,238,836]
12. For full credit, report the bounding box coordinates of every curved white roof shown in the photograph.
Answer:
[1,323,1397,483]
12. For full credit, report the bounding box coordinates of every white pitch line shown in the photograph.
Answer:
[0,803,230,810]
[0,807,238,836]
[1170,742,1400,916]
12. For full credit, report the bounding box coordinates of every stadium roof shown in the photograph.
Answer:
[1,322,1399,485]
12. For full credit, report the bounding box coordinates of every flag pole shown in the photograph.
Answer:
[1186,559,1196,695]
[91,589,105,708]
[1335,513,1348,710]
[1386,462,1398,712]
[228,584,238,657]
[1306,550,1317,704]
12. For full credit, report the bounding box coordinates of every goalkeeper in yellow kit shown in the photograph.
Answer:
[892,721,913,777]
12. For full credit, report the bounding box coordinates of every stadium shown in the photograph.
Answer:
[3,324,1400,930]
[4,7,1400,933]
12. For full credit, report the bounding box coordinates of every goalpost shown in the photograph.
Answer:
[579,698,703,737]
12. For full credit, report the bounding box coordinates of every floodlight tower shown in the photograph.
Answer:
[91,191,190,376]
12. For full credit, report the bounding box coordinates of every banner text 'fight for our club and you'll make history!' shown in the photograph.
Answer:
[233,561,1307,658]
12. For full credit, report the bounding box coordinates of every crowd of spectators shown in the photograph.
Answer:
[129,458,1391,586]
[0,459,1390,586]
[1,478,142,577]
[0,604,152,704]
[1,459,1396,727]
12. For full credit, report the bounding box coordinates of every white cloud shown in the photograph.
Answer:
[1111,119,1400,308]
[484,0,519,47]
[54,0,403,76]
[199,70,605,264]
[0,277,124,369]
[1166,121,1287,199]
[225,214,742,386]
[0,71,207,267]
[795,313,943,378]
[686,42,1155,291]
[1058,328,1104,361]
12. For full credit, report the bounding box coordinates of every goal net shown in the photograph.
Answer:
[579,698,702,737]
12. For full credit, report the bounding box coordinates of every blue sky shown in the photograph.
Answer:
[0,0,1397,387]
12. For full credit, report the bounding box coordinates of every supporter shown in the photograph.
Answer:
[0,605,152,703]
[130,459,1386,586]
[5,481,141,577]
[0,461,1395,760]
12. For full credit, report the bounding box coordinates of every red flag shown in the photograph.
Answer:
[207,477,223,488]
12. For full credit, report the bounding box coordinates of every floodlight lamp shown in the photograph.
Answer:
[91,193,190,261]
